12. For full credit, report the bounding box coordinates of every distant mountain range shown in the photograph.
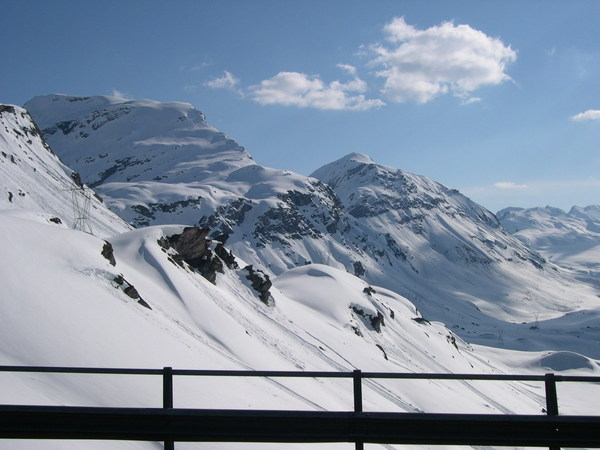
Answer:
[498,205,600,289]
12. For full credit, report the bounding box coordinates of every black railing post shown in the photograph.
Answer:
[544,373,559,416]
[544,373,560,450]
[353,369,363,413]
[163,367,174,450]
[353,369,364,450]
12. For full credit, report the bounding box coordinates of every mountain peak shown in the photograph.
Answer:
[309,152,375,184]
[25,94,249,191]
[340,152,375,164]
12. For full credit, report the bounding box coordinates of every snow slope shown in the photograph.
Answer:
[0,104,129,237]
[4,211,599,449]
[24,94,255,227]
[3,102,600,449]
[24,95,600,357]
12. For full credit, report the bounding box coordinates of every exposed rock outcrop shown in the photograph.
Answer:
[113,274,151,309]
[351,305,385,333]
[244,265,274,306]
[101,241,116,266]
[159,226,238,284]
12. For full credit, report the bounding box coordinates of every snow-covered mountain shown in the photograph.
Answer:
[0,104,128,237]
[8,102,599,450]
[498,205,600,289]
[25,94,600,357]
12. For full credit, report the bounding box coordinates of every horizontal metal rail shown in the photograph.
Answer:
[1,365,600,448]
[1,405,600,447]
[2,365,599,382]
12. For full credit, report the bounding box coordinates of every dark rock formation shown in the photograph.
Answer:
[351,305,385,333]
[215,243,238,269]
[363,286,376,296]
[412,317,431,325]
[376,344,388,360]
[159,227,232,284]
[354,261,365,277]
[101,241,116,266]
[244,265,274,306]
[113,274,151,309]
[71,171,84,189]
[167,227,210,267]
[0,105,16,114]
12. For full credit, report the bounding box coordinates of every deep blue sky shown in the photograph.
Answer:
[2,0,599,212]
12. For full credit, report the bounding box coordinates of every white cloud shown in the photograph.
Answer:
[337,63,358,76]
[369,17,516,103]
[249,71,385,111]
[571,109,600,122]
[494,181,528,189]
[204,71,241,93]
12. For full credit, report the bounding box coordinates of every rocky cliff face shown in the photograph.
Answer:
[25,95,600,350]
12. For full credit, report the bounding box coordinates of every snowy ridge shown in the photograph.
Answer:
[24,95,600,357]
[24,94,254,227]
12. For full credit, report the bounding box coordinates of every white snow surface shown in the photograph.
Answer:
[498,205,600,290]
[2,98,599,448]
[23,95,600,357]
[2,210,599,449]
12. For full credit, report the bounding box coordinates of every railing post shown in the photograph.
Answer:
[544,373,559,416]
[353,369,364,450]
[544,373,560,450]
[163,367,174,450]
[353,369,363,413]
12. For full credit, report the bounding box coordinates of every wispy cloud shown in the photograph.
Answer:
[180,59,214,72]
[494,181,528,189]
[463,178,600,212]
[368,17,516,104]
[337,63,358,76]
[204,70,242,94]
[249,70,385,111]
[571,109,600,122]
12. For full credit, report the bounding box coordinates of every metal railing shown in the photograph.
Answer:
[1,365,599,449]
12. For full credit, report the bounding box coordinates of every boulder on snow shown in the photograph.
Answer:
[101,241,116,266]
[160,226,231,284]
[353,261,365,277]
[113,274,151,309]
[244,265,274,306]
[215,242,238,269]
[351,305,385,333]
[167,227,210,267]
[71,171,84,189]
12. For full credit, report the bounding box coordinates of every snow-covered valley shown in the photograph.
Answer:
[1,99,599,449]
